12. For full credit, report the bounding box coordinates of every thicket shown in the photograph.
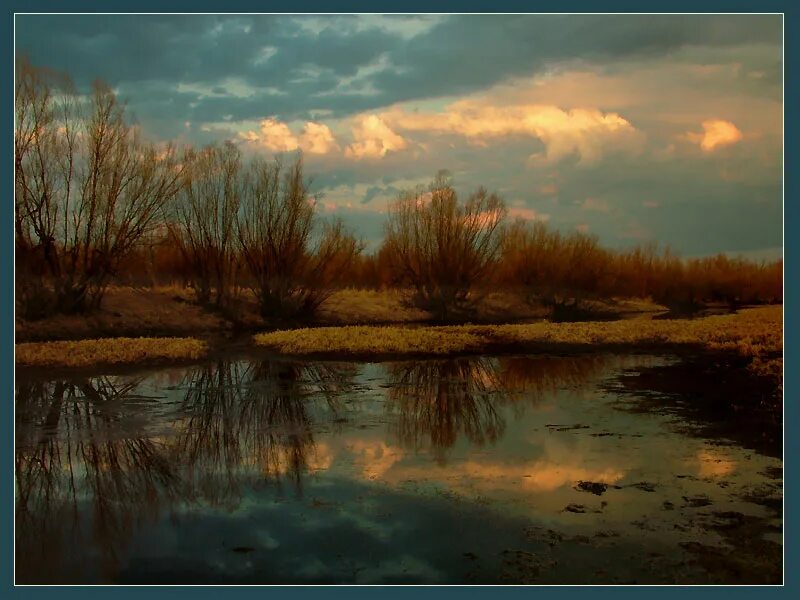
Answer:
[16,60,782,322]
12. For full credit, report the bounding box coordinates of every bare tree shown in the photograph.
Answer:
[500,219,617,314]
[169,142,242,306]
[15,58,185,316]
[237,155,363,318]
[384,171,506,319]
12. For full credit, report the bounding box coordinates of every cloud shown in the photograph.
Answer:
[379,101,644,165]
[581,197,612,212]
[300,122,339,154]
[14,14,782,258]
[345,114,408,159]
[508,207,550,221]
[686,119,743,151]
[239,118,339,154]
[239,117,299,151]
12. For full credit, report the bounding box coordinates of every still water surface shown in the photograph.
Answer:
[15,353,782,584]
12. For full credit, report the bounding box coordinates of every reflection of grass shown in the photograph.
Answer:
[16,337,207,368]
[256,306,782,380]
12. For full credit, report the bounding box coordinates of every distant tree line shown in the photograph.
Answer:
[15,59,783,322]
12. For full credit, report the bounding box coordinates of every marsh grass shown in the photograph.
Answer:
[16,336,207,368]
[255,306,782,381]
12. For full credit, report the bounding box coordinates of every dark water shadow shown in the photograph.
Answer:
[605,353,782,459]
[15,352,782,584]
[14,359,354,583]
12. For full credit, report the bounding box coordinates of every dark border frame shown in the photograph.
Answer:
[3,2,795,597]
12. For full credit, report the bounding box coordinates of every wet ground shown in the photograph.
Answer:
[15,352,782,584]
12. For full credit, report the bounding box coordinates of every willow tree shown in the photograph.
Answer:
[14,58,185,316]
[169,142,242,306]
[237,156,362,318]
[384,171,507,319]
[500,219,616,309]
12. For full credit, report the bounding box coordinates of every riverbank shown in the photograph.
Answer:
[254,306,782,386]
[15,337,207,369]
[16,307,782,394]
[15,286,667,343]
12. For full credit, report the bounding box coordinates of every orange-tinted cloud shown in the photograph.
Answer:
[345,114,408,159]
[239,118,339,154]
[687,119,743,151]
[508,206,550,221]
[240,117,299,152]
[299,122,339,154]
[378,100,644,165]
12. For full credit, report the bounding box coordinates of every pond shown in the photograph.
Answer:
[15,352,782,584]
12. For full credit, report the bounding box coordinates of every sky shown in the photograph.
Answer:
[15,14,783,258]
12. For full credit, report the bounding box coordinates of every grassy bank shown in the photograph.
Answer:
[16,285,668,342]
[16,336,207,368]
[256,306,782,380]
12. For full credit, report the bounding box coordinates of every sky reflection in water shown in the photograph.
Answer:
[15,354,782,584]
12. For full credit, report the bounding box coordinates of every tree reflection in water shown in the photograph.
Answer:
[14,360,353,582]
[15,376,176,582]
[173,360,352,502]
[385,354,617,459]
[15,353,623,581]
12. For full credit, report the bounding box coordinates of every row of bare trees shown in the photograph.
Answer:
[15,59,362,319]
[16,58,781,322]
[168,143,362,317]
[498,222,783,311]
[15,59,185,317]
[384,171,506,319]
[379,173,781,319]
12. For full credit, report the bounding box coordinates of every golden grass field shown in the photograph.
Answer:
[15,336,207,368]
[256,306,782,380]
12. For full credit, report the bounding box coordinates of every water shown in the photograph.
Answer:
[15,353,782,584]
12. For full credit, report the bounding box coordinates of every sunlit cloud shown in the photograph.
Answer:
[508,206,550,221]
[239,118,340,154]
[686,119,743,151]
[345,114,408,159]
[239,117,299,151]
[300,122,340,154]
[379,101,644,165]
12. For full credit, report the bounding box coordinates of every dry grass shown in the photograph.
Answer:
[16,286,228,342]
[16,336,207,368]
[255,306,782,379]
[256,325,487,355]
[317,288,429,324]
[317,288,664,325]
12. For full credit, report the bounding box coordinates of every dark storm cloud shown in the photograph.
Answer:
[16,14,782,124]
[13,14,783,258]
